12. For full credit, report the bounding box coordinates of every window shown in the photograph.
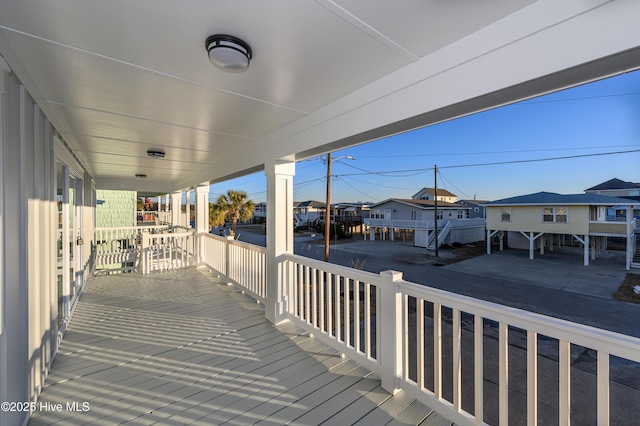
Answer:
[474,207,480,212]
[436,210,443,220]
[501,207,511,222]
[457,210,464,219]
[411,210,417,220]
[543,206,568,223]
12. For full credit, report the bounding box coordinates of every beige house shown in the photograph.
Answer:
[485,192,639,270]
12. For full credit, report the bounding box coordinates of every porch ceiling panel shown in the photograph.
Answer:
[1,0,639,193]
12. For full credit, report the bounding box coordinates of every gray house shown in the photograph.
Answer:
[456,199,490,219]
[366,198,483,249]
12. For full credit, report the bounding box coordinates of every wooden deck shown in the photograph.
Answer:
[30,267,452,425]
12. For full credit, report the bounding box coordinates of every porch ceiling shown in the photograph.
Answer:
[1,1,640,192]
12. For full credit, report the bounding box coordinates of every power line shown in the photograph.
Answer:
[353,144,640,159]
[332,149,640,177]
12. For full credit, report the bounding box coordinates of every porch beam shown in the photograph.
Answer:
[265,160,295,324]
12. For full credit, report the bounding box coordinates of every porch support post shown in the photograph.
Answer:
[626,205,633,270]
[380,270,403,394]
[265,159,295,324]
[584,234,590,266]
[171,191,182,227]
[529,232,535,259]
[195,183,209,233]
[195,183,210,264]
[185,188,192,228]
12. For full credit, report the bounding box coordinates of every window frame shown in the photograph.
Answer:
[500,207,511,222]
[542,206,568,223]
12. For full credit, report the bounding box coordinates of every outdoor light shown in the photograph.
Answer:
[146,149,165,159]
[205,34,252,72]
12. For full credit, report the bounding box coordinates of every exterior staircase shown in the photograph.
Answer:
[632,231,640,268]
[427,220,452,250]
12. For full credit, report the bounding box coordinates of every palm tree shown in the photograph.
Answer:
[209,190,255,235]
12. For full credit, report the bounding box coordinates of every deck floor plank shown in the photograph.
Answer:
[29,267,448,426]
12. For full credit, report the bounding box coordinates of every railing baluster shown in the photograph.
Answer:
[327,273,333,338]
[474,315,483,425]
[364,282,371,358]
[434,302,442,398]
[559,340,571,425]
[304,265,310,323]
[597,351,609,425]
[453,308,461,410]
[403,293,409,381]
[345,278,351,348]
[417,298,425,389]
[335,275,341,342]
[499,322,509,426]
[319,270,325,333]
[354,280,360,353]
[527,330,538,426]
[297,263,303,318]
[312,267,317,328]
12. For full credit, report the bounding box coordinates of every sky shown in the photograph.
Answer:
[209,69,640,205]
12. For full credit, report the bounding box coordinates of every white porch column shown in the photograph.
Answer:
[195,183,210,234]
[185,188,192,228]
[265,160,295,324]
[171,191,182,226]
[195,183,210,265]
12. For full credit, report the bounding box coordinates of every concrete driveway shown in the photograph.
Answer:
[442,247,629,300]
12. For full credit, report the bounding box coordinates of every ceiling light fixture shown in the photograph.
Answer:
[205,34,252,72]
[135,174,147,179]
[147,149,165,159]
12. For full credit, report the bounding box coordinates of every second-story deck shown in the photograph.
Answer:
[30,267,447,425]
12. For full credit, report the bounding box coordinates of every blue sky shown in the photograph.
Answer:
[210,70,640,204]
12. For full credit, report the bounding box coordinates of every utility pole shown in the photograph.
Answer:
[324,152,332,262]
[434,165,438,258]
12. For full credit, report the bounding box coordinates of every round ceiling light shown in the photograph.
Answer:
[205,34,252,73]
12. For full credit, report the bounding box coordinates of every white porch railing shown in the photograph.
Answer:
[196,234,640,426]
[95,225,171,274]
[284,254,382,374]
[199,233,267,303]
[140,229,196,274]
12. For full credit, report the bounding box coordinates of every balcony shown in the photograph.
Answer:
[35,228,640,425]
[589,218,636,236]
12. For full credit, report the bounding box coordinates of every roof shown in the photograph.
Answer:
[294,200,324,208]
[370,198,468,209]
[485,192,640,206]
[585,178,640,191]
[457,199,491,205]
[411,188,458,199]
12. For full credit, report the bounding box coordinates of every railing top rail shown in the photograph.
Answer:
[97,225,168,231]
[229,238,268,253]
[396,278,640,362]
[199,232,226,241]
[284,253,381,285]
